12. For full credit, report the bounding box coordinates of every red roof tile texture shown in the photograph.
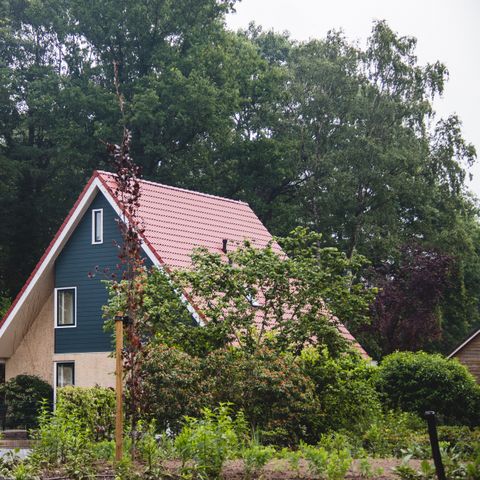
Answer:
[98,171,281,268]
[98,171,365,356]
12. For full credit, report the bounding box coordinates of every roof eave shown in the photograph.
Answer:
[448,328,480,358]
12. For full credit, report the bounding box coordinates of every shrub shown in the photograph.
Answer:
[376,352,480,425]
[175,404,247,478]
[300,348,382,436]
[203,347,320,445]
[30,402,96,479]
[142,344,387,446]
[362,410,425,458]
[241,441,275,480]
[56,386,115,441]
[0,374,52,429]
[141,344,207,433]
[142,345,319,445]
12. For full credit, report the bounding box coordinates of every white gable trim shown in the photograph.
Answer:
[0,177,103,340]
[448,328,480,358]
[0,175,203,346]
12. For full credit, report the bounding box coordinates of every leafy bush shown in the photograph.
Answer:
[203,347,320,445]
[30,402,96,479]
[362,411,425,458]
[376,352,480,425]
[0,374,52,429]
[141,344,387,445]
[56,386,115,441]
[141,344,207,433]
[142,344,319,445]
[300,348,382,436]
[175,404,248,478]
[241,441,275,479]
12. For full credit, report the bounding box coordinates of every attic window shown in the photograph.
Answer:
[92,209,103,244]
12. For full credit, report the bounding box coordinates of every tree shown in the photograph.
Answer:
[364,244,454,357]
[124,227,376,358]
[1,2,478,355]
[245,22,478,352]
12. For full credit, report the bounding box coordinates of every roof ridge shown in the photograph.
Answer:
[96,170,249,207]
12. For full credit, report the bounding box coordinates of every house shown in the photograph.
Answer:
[449,328,480,383]
[0,170,365,396]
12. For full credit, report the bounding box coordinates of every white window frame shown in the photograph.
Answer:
[91,208,103,244]
[53,361,75,405]
[55,361,75,388]
[54,287,77,328]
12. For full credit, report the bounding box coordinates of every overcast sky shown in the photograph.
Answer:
[226,0,480,196]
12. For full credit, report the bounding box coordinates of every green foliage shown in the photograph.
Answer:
[175,404,248,479]
[241,441,275,479]
[202,347,320,445]
[56,386,115,441]
[0,295,10,318]
[136,228,375,358]
[135,420,173,478]
[301,443,329,477]
[362,411,425,458]
[393,459,436,480]
[141,344,207,433]
[436,426,480,459]
[0,450,40,480]
[376,352,480,425]
[300,348,382,436]
[394,447,480,480]
[300,442,352,480]
[357,458,384,479]
[141,341,385,445]
[0,374,52,429]
[281,448,303,477]
[30,402,97,479]
[114,455,139,480]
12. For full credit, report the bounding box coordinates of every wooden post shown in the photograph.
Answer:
[424,411,446,480]
[115,316,124,462]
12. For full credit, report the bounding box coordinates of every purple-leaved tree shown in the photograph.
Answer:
[368,244,454,356]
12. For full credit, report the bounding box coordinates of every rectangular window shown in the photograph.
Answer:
[56,288,76,327]
[56,362,74,387]
[92,209,103,244]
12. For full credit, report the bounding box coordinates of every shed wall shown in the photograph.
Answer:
[454,334,480,383]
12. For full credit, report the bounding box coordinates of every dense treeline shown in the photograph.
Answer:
[0,0,478,356]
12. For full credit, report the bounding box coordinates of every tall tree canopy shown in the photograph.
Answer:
[0,0,477,354]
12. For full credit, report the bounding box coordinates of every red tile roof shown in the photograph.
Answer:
[98,171,366,356]
[97,171,282,269]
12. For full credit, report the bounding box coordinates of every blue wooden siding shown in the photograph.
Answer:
[54,192,151,353]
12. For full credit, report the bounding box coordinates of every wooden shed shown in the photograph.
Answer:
[449,329,480,383]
